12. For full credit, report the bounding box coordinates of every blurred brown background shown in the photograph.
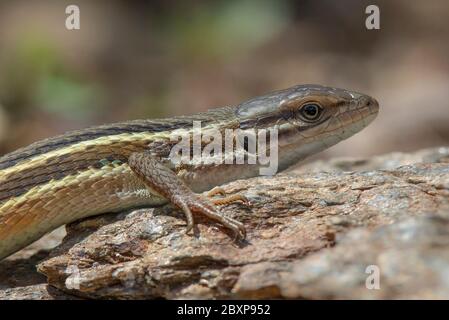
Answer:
[0,0,448,160]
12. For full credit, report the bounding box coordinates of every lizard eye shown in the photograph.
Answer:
[299,103,322,122]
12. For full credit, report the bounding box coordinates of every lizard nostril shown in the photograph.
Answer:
[365,97,379,114]
[363,97,378,110]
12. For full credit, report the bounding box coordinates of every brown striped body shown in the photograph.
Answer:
[0,109,237,259]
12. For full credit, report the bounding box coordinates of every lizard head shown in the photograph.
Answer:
[236,84,379,169]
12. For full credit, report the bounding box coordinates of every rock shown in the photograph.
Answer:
[36,148,449,299]
[0,248,78,300]
[1,147,448,299]
[294,146,449,173]
[0,284,79,300]
[277,216,449,299]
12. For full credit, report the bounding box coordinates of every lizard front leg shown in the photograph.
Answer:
[128,152,246,239]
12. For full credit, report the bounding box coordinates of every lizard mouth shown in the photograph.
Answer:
[326,101,379,142]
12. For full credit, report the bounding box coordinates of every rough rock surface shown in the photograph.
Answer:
[0,147,448,299]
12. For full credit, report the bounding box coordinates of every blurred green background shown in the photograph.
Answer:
[0,0,448,159]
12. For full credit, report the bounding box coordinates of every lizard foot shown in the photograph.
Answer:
[176,194,247,240]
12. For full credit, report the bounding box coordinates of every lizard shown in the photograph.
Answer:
[0,84,379,260]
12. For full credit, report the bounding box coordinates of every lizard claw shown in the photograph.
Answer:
[175,195,247,240]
